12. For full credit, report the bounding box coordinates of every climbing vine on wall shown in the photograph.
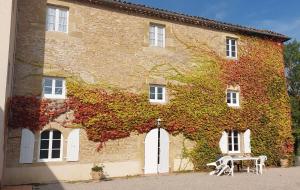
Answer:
[9,97,68,131]
[9,35,293,169]
[66,81,162,149]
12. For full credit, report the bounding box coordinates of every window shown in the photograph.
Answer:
[227,90,239,107]
[39,130,63,162]
[228,130,240,153]
[46,6,68,33]
[226,38,237,58]
[43,77,66,99]
[149,24,165,47]
[149,85,166,103]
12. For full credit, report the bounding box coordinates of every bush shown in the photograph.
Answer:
[91,165,104,172]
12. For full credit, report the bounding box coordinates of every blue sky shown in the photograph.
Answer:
[127,0,300,41]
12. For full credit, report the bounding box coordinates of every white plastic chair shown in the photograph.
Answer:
[207,160,219,176]
[207,156,233,176]
[256,155,267,174]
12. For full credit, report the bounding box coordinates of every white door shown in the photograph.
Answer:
[158,128,169,173]
[144,128,169,174]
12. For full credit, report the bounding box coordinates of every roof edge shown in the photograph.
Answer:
[69,0,291,42]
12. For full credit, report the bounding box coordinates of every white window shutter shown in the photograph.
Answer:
[219,131,228,154]
[244,129,251,153]
[19,128,35,163]
[67,129,80,161]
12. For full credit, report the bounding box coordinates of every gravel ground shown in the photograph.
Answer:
[35,167,300,190]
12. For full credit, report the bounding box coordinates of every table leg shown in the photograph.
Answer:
[231,160,234,176]
[255,160,258,175]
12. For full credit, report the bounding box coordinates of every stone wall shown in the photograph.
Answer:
[14,0,239,96]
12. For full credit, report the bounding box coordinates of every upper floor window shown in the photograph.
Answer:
[39,130,63,162]
[149,85,166,103]
[226,38,237,58]
[228,130,240,153]
[46,5,68,33]
[227,90,239,107]
[149,24,165,48]
[43,77,66,99]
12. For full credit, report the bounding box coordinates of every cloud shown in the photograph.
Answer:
[201,2,229,21]
[255,18,300,40]
[214,11,227,20]
[246,10,269,19]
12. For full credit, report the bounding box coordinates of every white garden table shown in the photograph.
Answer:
[231,156,260,176]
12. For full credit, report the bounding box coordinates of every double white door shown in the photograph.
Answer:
[144,128,169,174]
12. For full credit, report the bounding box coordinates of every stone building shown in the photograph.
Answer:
[3,0,291,185]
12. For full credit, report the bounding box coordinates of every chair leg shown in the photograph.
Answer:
[217,167,227,176]
[226,167,233,176]
[209,171,216,175]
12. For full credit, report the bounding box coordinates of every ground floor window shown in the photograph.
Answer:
[39,130,63,161]
[228,130,240,153]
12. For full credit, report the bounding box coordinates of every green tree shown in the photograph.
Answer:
[284,40,300,155]
[284,40,300,97]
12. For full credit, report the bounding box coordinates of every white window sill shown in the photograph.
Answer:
[228,151,241,154]
[149,99,166,104]
[227,104,240,108]
[226,56,238,60]
[37,158,63,163]
[43,95,66,100]
[149,45,165,48]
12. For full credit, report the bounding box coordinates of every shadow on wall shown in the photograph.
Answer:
[0,107,4,187]
[295,136,300,166]
[3,0,64,188]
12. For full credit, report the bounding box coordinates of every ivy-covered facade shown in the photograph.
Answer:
[4,0,292,185]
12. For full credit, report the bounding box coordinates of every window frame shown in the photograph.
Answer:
[149,85,166,103]
[227,90,240,107]
[38,130,64,162]
[228,130,241,153]
[149,24,166,48]
[42,77,66,99]
[226,37,237,59]
[46,5,69,33]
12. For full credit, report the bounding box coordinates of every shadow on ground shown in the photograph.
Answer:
[34,167,300,190]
